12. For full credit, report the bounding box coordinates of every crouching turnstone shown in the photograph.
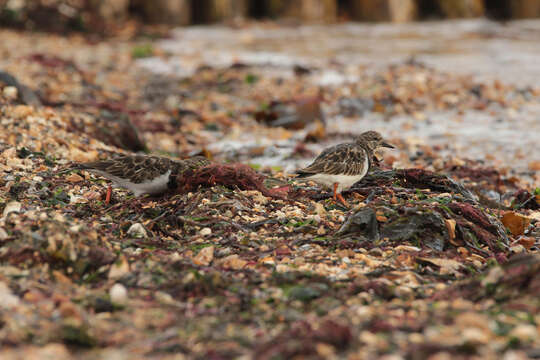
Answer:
[74,154,210,204]
[296,131,394,206]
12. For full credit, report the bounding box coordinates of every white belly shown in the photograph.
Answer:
[304,173,366,193]
[90,170,171,197]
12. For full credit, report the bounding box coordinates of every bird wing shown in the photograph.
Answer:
[78,155,173,184]
[296,143,368,176]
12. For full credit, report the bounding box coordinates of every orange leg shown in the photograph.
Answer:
[333,182,338,201]
[105,185,112,205]
[336,193,349,207]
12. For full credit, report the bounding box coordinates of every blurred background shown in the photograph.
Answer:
[1,0,540,32]
[1,0,539,183]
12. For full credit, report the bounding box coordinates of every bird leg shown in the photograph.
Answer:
[336,193,349,207]
[105,185,112,205]
[332,183,349,207]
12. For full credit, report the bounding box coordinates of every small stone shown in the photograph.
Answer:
[0,281,20,309]
[200,227,212,236]
[193,246,214,266]
[462,327,490,345]
[0,147,16,160]
[394,245,421,252]
[108,256,130,279]
[510,324,537,342]
[315,343,335,357]
[2,201,21,218]
[299,244,312,252]
[394,285,414,299]
[66,173,84,183]
[0,227,8,240]
[314,202,326,217]
[127,223,147,238]
[368,248,384,257]
[109,283,128,306]
[276,264,290,272]
[481,266,504,286]
[3,86,18,100]
[220,254,247,270]
[510,245,526,253]
[528,161,540,171]
[32,343,71,360]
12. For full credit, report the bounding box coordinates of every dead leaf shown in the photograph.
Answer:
[501,212,530,237]
[445,219,458,245]
[518,237,535,250]
[528,161,540,171]
[66,173,83,183]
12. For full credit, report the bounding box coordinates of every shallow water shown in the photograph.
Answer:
[137,19,540,183]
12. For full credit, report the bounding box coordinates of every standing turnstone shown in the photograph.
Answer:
[296,131,394,206]
[74,154,210,203]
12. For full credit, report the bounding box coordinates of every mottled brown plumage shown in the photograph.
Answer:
[296,143,369,176]
[296,131,394,205]
[75,154,211,196]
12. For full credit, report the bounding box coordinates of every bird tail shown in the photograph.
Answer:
[295,170,314,178]
[57,162,93,174]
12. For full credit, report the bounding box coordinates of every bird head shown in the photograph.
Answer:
[356,131,394,151]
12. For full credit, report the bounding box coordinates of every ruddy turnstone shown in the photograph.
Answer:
[296,131,394,206]
[75,154,210,204]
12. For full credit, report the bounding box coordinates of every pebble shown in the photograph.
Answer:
[3,86,18,100]
[200,227,212,236]
[219,254,247,270]
[510,245,526,253]
[509,324,537,342]
[127,223,147,238]
[368,248,384,257]
[462,327,490,345]
[108,256,130,279]
[0,227,8,240]
[192,245,214,266]
[109,283,128,306]
[0,281,20,309]
[394,245,421,252]
[299,244,312,251]
[2,200,21,218]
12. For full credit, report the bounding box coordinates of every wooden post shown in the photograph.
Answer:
[139,0,191,25]
[349,0,418,23]
[261,0,337,23]
[297,0,337,23]
[510,0,540,18]
[194,0,248,23]
[437,0,485,18]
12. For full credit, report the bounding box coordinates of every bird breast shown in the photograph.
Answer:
[304,173,366,193]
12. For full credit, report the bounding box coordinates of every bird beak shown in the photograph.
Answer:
[381,141,394,149]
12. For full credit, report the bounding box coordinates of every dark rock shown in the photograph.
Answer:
[338,97,374,116]
[381,209,448,251]
[357,168,477,202]
[288,283,327,302]
[337,207,379,241]
[0,71,42,106]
